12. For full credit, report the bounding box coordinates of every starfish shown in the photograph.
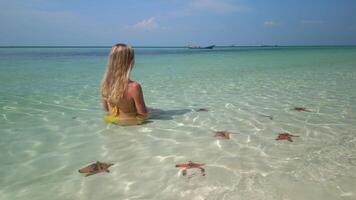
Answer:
[175,161,205,176]
[292,107,311,112]
[214,131,230,140]
[78,161,114,177]
[196,108,209,112]
[276,133,299,142]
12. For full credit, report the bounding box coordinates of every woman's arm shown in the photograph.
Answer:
[131,83,148,116]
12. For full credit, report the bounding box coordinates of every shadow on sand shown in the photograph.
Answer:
[148,108,191,121]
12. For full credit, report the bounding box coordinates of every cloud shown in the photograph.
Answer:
[300,20,324,25]
[263,21,280,28]
[129,17,159,31]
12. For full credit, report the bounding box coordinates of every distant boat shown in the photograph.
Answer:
[188,45,215,49]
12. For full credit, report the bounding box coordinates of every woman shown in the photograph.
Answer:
[101,43,148,125]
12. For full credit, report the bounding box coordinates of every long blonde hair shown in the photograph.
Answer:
[101,43,135,105]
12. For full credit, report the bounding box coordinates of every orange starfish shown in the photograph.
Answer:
[276,133,299,142]
[175,161,205,176]
[78,161,113,177]
[214,131,230,140]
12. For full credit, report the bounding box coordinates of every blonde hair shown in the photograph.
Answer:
[101,43,135,105]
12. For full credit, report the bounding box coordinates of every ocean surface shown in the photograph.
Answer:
[1,46,356,200]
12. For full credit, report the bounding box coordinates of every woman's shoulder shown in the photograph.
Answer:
[128,81,143,94]
[128,80,141,88]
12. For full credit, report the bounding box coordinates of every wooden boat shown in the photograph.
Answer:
[188,45,215,49]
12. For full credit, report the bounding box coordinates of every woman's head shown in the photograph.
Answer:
[109,43,135,72]
[101,43,135,105]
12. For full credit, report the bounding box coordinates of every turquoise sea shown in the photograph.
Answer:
[1,46,356,200]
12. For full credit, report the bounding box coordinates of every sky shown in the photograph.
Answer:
[0,0,356,46]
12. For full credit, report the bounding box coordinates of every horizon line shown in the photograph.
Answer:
[1,44,356,48]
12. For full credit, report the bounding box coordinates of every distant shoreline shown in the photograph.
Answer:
[0,45,355,48]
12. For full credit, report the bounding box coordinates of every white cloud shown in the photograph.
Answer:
[300,20,324,25]
[264,21,280,28]
[130,17,158,31]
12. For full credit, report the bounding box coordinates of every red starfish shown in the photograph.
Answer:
[276,133,299,142]
[214,131,230,140]
[175,161,205,176]
[293,107,311,112]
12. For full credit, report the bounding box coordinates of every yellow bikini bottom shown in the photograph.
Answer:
[104,114,147,126]
[104,106,148,126]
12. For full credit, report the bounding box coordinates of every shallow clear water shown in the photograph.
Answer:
[1,46,356,200]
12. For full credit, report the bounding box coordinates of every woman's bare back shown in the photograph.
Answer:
[106,80,147,118]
